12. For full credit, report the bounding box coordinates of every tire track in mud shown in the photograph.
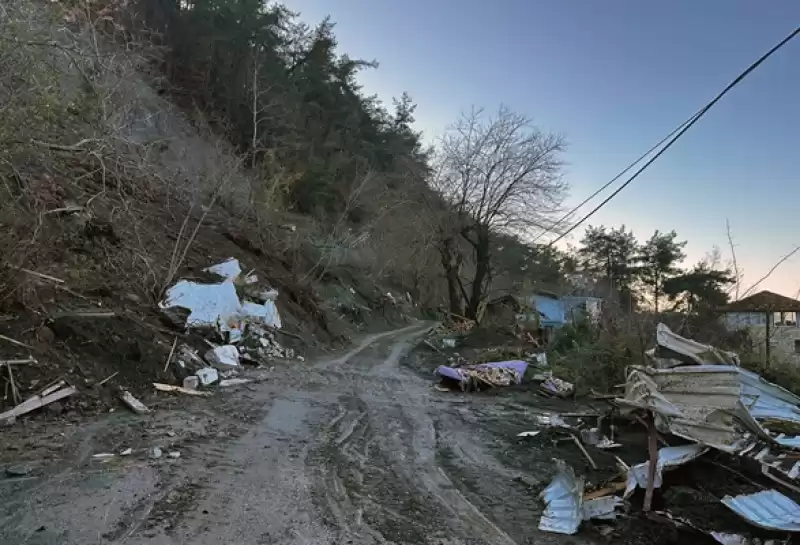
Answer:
[2,324,566,545]
[308,325,521,545]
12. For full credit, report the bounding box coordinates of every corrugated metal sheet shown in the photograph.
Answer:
[617,365,745,452]
[739,368,800,425]
[619,327,800,454]
[624,445,708,497]
[721,490,800,532]
[655,323,740,365]
[538,459,583,535]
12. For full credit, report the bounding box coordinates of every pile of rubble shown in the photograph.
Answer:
[535,324,800,543]
[158,258,300,386]
[119,257,302,411]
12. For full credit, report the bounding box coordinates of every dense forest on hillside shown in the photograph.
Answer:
[0,0,738,325]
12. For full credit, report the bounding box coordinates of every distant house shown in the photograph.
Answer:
[514,292,603,343]
[721,290,800,363]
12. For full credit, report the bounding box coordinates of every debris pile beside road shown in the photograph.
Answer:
[154,258,301,398]
[533,323,800,543]
[436,360,528,391]
[0,377,77,426]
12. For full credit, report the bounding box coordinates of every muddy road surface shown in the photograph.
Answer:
[2,324,595,545]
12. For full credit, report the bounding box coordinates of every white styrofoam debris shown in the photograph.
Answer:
[161,280,240,328]
[204,258,241,280]
[195,367,219,386]
[240,300,281,329]
[168,451,181,459]
[120,448,133,456]
[159,258,282,333]
[205,345,240,370]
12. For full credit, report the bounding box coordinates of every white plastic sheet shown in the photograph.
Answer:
[160,258,282,334]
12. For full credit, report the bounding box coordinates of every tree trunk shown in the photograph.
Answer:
[466,230,490,320]
[440,237,463,316]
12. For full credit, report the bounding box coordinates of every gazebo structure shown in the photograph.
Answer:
[721,290,800,364]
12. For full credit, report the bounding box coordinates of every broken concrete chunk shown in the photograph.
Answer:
[205,345,240,370]
[195,367,219,386]
[119,390,150,415]
[148,447,162,459]
[182,376,200,390]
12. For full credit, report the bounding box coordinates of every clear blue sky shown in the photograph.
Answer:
[286,0,800,298]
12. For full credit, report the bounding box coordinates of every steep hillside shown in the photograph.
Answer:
[0,0,429,417]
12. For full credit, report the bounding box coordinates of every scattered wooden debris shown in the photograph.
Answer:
[0,334,32,349]
[97,372,119,386]
[218,378,252,387]
[571,434,598,470]
[4,361,20,405]
[119,390,150,415]
[41,380,67,397]
[584,480,627,501]
[92,453,115,460]
[19,268,65,284]
[643,414,658,512]
[0,384,77,422]
[51,310,116,319]
[163,337,178,372]
[0,358,37,365]
[153,383,211,397]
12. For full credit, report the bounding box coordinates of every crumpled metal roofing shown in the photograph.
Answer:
[618,324,800,455]
[617,365,746,452]
[653,323,740,366]
[538,459,583,535]
[624,444,708,497]
[722,490,800,532]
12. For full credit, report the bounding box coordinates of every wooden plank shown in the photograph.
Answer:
[153,383,211,397]
[0,387,77,421]
[643,413,658,512]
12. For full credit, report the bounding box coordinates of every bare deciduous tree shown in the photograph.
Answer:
[431,105,568,319]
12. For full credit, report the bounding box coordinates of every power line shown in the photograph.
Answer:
[547,25,800,248]
[532,113,699,244]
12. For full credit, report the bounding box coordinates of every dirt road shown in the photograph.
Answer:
[1,324,593,545]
